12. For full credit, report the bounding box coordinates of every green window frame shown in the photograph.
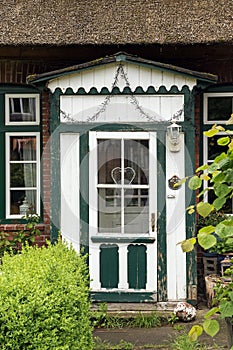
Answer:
[0,89,41,221]
[5,132,40,218]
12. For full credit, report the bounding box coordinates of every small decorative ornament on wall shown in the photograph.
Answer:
[168,175,182,190]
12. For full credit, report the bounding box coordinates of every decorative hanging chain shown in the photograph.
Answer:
[60,63,185,123]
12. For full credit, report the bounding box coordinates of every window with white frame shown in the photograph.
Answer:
[203,92,233,124]
[5,132,40,218]
[5,94,39,125]
[203,91,233,214]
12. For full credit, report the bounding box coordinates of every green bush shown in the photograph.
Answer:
[0,240,93,350]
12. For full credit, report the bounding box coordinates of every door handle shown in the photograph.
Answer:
[151,213,155,232]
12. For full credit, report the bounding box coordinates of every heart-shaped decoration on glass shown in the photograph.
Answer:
[111,166,136,185]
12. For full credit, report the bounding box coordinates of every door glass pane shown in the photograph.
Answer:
[98,188,121,233]
[124,140,149,185]
[97,137,150,234]
[124,189,149,234]
[98,139,121,184]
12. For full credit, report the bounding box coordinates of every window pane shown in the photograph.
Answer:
[98,188,121,233]
[10,136,37,161]
[208,97,232,121]
[124,189,149,234]
[98,139,121,184]
[9,97,36,122]
[207,135,228,160]
[124,140,149,185]
[10,190,37,215]
[10,164,36,187]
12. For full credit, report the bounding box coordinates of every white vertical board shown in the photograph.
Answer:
[60,95,184,123]
[166,134,186,300]
[60,133,80,252]
[48,62,196,93]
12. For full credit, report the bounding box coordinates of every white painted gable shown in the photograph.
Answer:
[48,62,197,93]
[48,61,197,123]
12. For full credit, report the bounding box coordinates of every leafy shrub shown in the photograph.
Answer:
[0,240,93,350]
[0,214,41,259]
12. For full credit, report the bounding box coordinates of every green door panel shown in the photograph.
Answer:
[127,244,147,289]
[100,244,119,288]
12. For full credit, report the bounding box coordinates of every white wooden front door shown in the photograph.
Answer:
[89,131,157,294]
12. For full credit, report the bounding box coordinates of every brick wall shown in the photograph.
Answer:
[0,60,47,84]
[41,90,51,243]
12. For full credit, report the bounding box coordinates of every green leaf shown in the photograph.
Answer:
[196,164,209,173]
[224,169,233,183]
[199,225,215,234]
[197,202,214,218]
[212,171,225,184]
[215,152,227,162]
[228,139,233,150]
[188,176,202,190]
[217,136,230,146]
[214,183,231,198]
[229,291,233,302]
[219,300,233,318]
[197,232,217,250]
[208,163,220,173]
[188,325,203,341]
[203,319,219,337]
[204,307,219,319]
[200,173,210,181]
[215,223,233,239]
[213,196,226,211]
[217,157,230,169]
[179,238,196,252]
[204,129,219,137]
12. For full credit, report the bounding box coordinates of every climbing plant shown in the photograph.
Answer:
[179,119,233,343]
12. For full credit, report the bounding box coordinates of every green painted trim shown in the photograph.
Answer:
[185,129,197,300]
[0,85,39,93]
[80,132,89,255]
[91,291,157,303]
[180,87,197,300]
[156,131,167,302]
[58,85,189,95]
[91,236,156,243]
[0,87,41,221]
[50,89,61,243]
[204,84,233,93]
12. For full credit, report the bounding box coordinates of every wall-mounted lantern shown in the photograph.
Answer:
[167,120,182,152]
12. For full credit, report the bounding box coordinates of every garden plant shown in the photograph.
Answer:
[0,240,93,350]
[179,120,233,348]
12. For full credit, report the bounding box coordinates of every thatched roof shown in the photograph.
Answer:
[1,0,233,46]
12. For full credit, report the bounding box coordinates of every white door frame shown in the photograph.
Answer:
[89,131,157,292]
